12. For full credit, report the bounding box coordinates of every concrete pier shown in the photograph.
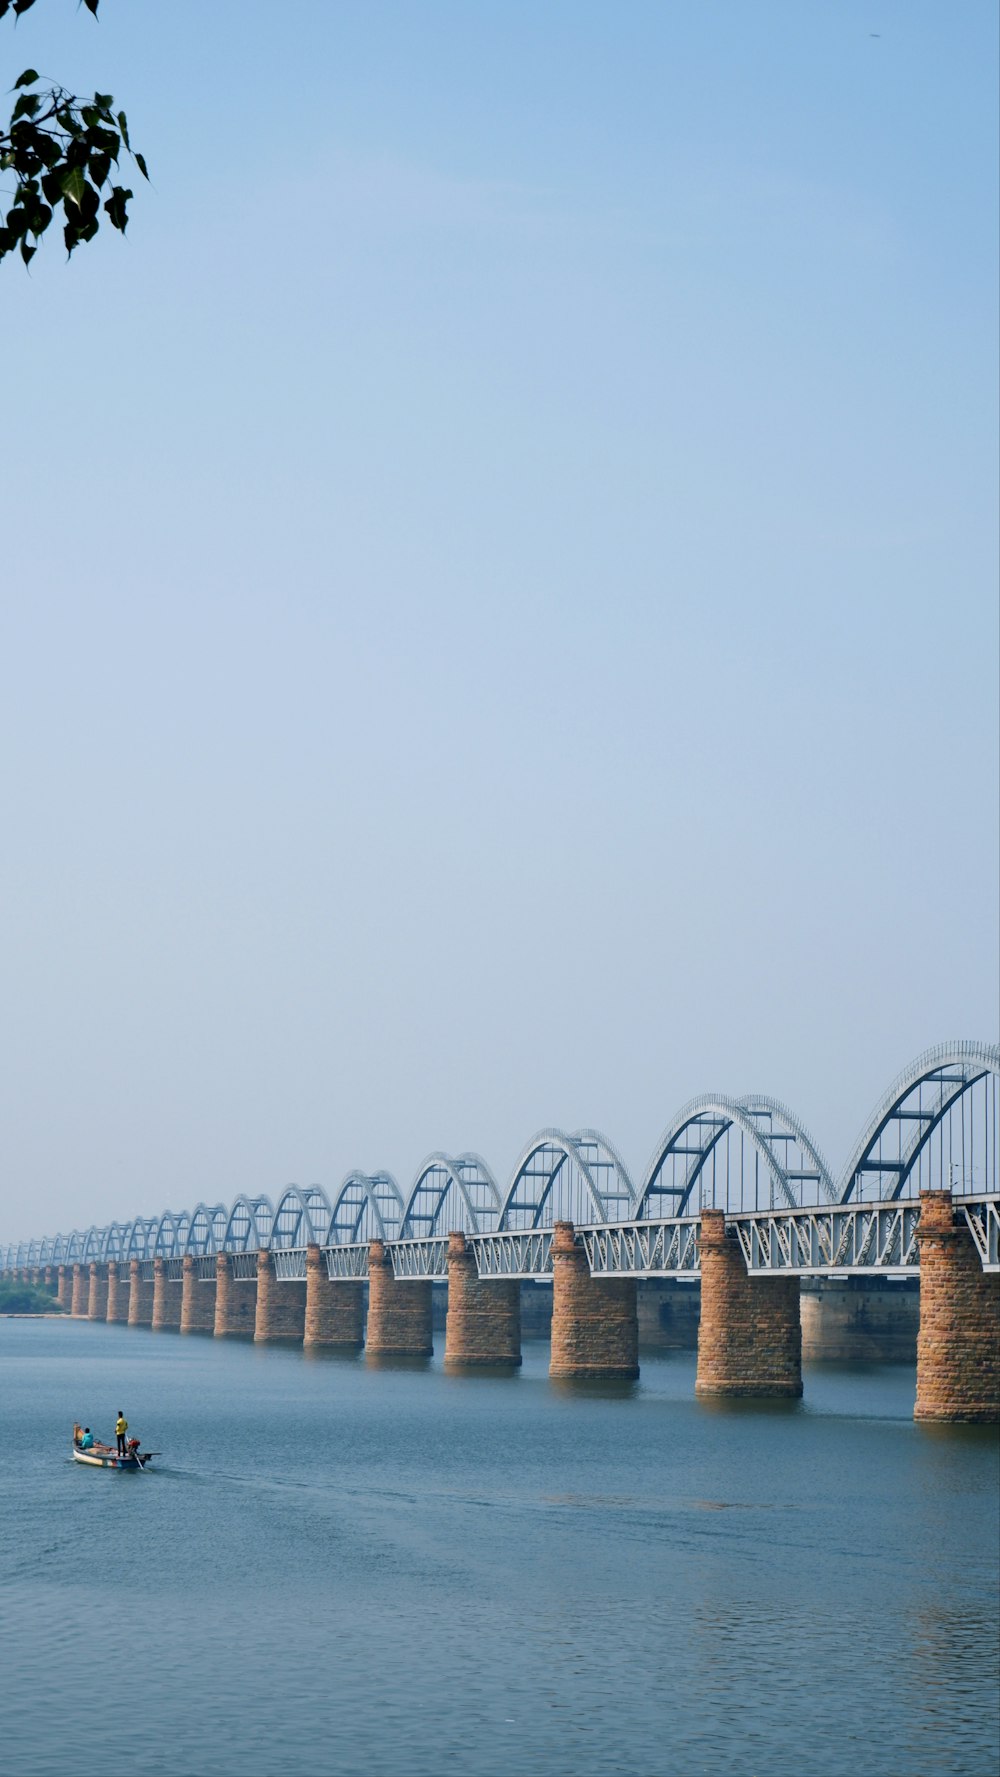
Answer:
[445,1231,521,1366]
[254,1250,306,1342]
[87,1263,109,1321]
[181,1255,217,1334]
[214,1254,257,1337]
[801,1277,918,1363]
[128,1260,154,1326]
[915,1189,1000,1423]
[70,1263,89,1317]
[304,1244,364,1348]
[549,1222,639,1380]
[696,1209,802,1397]
[366,1240,433,1358]
[152,1258,183,1331]
[106,1260,129,1323]
[56,1266,72,1310]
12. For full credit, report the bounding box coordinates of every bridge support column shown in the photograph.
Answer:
[181,1255,217,1334]
[56,1265,72,1310]
[152,1259,182,1330]
[366,1241,433,1358]
[70,1264,88,1317]
[214,1254,257,1336]
[445,1231,521,1366]
[87,1263,109,1320]
[254,1250,306,1342]
[106,1260,129,1323]
[696,1210,802,1397]
[915,1190,1000,1423]
[128,1261,154,1326]
[550,1222,639,1380]
[304,1244,363,1347]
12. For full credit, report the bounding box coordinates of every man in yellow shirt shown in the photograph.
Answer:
[115,1412,128,1457]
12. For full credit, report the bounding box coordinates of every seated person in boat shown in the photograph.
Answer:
[72,1423,82,1446]
[79,1427,94,1450]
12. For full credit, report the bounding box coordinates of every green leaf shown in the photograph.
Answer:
[14,69,40,89]
[88,151,111,189]
[59,166,87,209]
[117,110,130,151]
[134,151,149,182]
[83,0,100,14]
[20,238,36,267]
[104,185,132,232]
[12,93,41,121]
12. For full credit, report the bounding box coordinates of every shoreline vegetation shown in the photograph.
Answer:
[0,1281,64,1315]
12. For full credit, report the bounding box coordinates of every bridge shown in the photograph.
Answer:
[4,1042,998,1421]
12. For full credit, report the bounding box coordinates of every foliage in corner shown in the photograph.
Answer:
[0,0,148,267]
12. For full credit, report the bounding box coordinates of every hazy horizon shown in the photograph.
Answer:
[2,0,997,1242]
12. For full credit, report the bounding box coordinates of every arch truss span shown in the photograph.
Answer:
[125,1218,157,1262]
[328,1171,404,1246]
[152,1210,192,1259]
[222,1195,274,1252]
[498,1130,635,1231]
[639,1095,835,1218]
[840,1041,1000,1203]
[269,1185,333,1250]
[400,1152,502,1239]
[185,1203,230,1256]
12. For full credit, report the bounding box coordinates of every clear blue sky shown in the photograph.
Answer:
[1,1,997,1238]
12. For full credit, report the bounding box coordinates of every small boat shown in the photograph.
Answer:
[71,1430,154,1470]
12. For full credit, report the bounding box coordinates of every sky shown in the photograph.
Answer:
[1,0,997,1241]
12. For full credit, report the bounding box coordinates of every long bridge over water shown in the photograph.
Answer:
[5,1041,998,1422]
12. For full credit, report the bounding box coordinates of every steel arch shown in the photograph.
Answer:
[270,1185,333,1249]
[498,1129,635,1230]
[185,1203,230,1256]
[223,1195,274,1251]
[328,1171,404,1245]
[98,1222,133,1262]
[400,1152,502,1238]
[152,1210,192,1258]
[839,1041,1000,1202]
[125,1218,157,1261]
[638,1095,829,1216]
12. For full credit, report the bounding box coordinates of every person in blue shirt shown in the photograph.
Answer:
[79,1427,94,1450]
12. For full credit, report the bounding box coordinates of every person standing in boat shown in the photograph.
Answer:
[115,1412,128,1457]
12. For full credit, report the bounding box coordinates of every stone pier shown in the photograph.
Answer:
[152,1258,183,1331]
[87,1263,109,1321]
[214,1254,257,1337]
[254,1250,306,1342]
[128,1261,154,1326]
[549,1222,639,1380]
[70,1263,89,1317]
[304,1244,364,1348]
[180,1255,217,1334]
[56,1265,72,1310]
[445,1231,521,1366]
[366,1240,433,1358]
[915,1189,1000,1423]
[696,1209,802,1397]
[106,1260,129,1323]
[801,1277,919,1363]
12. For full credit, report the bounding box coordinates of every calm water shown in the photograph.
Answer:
[1,1318,997,1777]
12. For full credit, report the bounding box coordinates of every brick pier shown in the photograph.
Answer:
[70,1263,89,1317]
[366,1240,433,1358]
[549,1222,639,1379]
[152,1258,183,1330]
[180,1255,217,1334]
[695,1208,802,1397]
[128,1260,154,1325]
[304,1244,364,1348]
[87,1262,109,1320]
[56,1265,72,1310]
[445,1231,521,1366]
[254,1250,306,1341]
[214,1254,257,1336]
[106,1260,129,1323]
[915,1189,1000,1423]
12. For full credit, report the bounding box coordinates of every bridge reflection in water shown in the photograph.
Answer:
[5,1042,998,1422]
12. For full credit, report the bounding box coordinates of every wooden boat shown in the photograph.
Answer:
[71,1434,153,1470]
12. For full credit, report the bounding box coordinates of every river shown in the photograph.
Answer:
[0,1317,996,1777]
